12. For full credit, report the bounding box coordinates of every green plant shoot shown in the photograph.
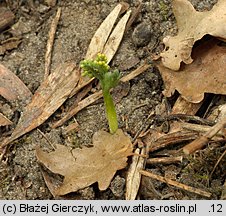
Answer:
[80,53,120,134]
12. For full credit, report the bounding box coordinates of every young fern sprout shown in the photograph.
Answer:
[80,53,120,134]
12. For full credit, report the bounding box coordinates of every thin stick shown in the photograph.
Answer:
[52,63,151,128]
[125,1,142,32]
[140,170,212,198]
[44,7,61,79]
[156,114,214,126]
[146,156,183,165]
[63,120,80,134]
[52,90,103,128]
[37,129,55,150]
[120,63,150,83]
[132,111,155,143]
[148,130,199,153]
[210,148,226,179]
[181,122,223,136]
[183,115,226,154]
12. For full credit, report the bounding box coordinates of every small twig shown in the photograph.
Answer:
[183,115,226,154]
[210,148,226,180]
[181,122,225,137]
[52,90,103,128]
[44,7,61,79]
[120,63,151,83]
[155,114,215,126]
[0,146,7,162]
[63,120,80,134]
[128,103,149,117]
[132,111,155,143]
[37,129,55,150]
[140,170,212,198]
[146,156,183,165]
[148,130,199,153]
[203,95,220,119]
[125,1,142,32]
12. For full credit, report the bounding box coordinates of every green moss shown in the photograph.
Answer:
[158,1,170,21]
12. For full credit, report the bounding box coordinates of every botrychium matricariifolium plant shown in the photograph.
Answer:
[80,53,120,134]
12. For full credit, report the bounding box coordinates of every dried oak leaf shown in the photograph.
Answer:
[0,113,12,126]
[1,63,79,148]
[0,63,32,103]
[160,0,226,70]
[157,39,226,103]
[36,129,133,196]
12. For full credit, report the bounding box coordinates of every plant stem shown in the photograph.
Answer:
[102,89,118,134]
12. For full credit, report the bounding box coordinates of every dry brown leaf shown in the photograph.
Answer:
[160,0,226,70]
[69,3,130,97]
[0,7,15,32]
[1,63,80,148]
[0,63,32,103]
[36,129,133,195]
[0,113,13,126]
[102,9,131,62]
[0,38,21,55]
[171,96,203,115]
[40,169,62,198]
[85,3,124,61]
[157,39,226,103]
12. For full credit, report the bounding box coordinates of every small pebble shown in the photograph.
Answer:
[132,22,152,47]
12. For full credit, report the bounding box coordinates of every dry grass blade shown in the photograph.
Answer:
[1,63,80,148]
[147,130,199,153]
[183,115,226,154]
[120,63,150,83]
[181,122,225,139]
[44,7,61,79]
[126,148,145,200]
[103,9,131,62]
[52,90,103,128]
[125,2,142,32]
[140,170,212,198]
